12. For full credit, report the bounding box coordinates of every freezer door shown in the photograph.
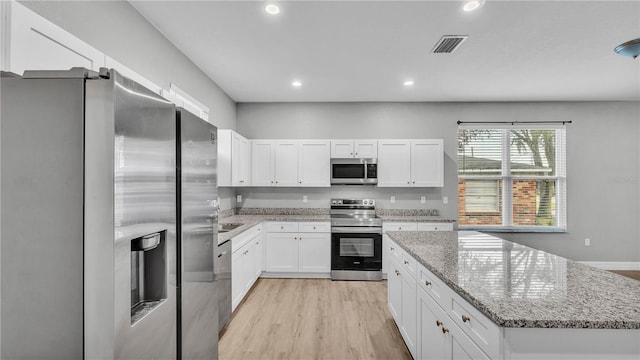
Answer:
[178,108,219,359]
[84,69,178,359]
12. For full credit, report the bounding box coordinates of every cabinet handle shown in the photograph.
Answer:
[281,226,284,229]
[355,153,358,156]
[398,227,402,230]
[404,260,409,265]
[390,247,394,251]
[441,327,449,334]
[271,181,274,184]
[256,241,260,245]
[240,180,244,183]
[294,237,298,240]
[407,181,410,184]
[299,181,302,184]
[424,280,432,286]
[413,181,415,184]
[462,315,470,323]
[299,237,303,241]
[275,181,279,184]
[243,250,248,255]
[395,270,400,276]
[436,320,443,327]
[313,226,316,229]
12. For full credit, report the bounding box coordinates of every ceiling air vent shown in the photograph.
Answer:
[432,35,469,54]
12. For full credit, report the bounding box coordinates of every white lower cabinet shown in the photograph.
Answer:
[265,222,330,274]
[231,224,263,311]
[388,254,417,358]
[389,237,494,360]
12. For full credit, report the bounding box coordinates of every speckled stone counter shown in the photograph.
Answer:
[386,230,640,329]
[218,214,330,244]
[377,215,456,223]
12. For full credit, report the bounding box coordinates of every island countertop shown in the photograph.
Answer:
[385,230,640,329]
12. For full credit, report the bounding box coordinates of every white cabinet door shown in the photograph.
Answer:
[354,140,378,158]
[253,235,263,279]
[330,140,354,158]
[218,130,232,186]
[418,287,448,360]
[251,140,275,186]
[411,139,444,187]
[266,233,299,272]
[3,1,104,74]
[243,241,257,294]
[231,132,250,186]
[401,267,418,358]
[378,140,411,187]
[449,324,491,360]
[232,241,252,311]
[239,136,251,186]
[298,140,330,187]
[274,141,298,186]
[298,232,330,272]
[388,258,403,322]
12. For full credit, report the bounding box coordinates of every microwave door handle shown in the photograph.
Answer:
[364,160,367,180]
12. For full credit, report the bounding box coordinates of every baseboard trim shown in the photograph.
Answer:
[260,272,331,279]
[579,261,640,270]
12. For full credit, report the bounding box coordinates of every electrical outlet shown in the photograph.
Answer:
[421,196,426,204]
[303,195,308,203]
[443,196,448,204]
[585,238,591,247]
[390,196,396,203]
[236,194,242,203]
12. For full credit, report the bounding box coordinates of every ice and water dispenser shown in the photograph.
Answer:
[130,231,167,325]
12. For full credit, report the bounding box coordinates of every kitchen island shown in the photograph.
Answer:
[385,230,640,359]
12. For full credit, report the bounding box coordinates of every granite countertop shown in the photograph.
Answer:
[377,215,455,223]
[386,230,640,329]
[218,214,330,244]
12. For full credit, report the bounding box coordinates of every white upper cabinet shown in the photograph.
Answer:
[412,139,444,187]
[2,1,104,74]
[251,140,299,187]
[219,129,251,187]
[298,140,330,187]
[274,141,299,186]
[330,140,377,158]
[378,140,412,187]
[378,139,444,187]
[251,140,276,186]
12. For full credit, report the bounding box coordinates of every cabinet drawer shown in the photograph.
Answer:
[417,263,450,309]
[266,222,299,233]
[400,252,417,280]
[232,223,262,253]
[417,222,453,231]
[384,222,418,232]
[387,239,402,263]
[299,222,330,233]
[449,293,501,359]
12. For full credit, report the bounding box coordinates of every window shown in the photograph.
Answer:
[458,126,566,231]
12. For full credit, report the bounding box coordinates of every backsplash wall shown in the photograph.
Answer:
[236,186,452,218]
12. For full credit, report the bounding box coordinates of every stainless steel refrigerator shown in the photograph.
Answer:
[176,107,219,359]
[1,68,178,359]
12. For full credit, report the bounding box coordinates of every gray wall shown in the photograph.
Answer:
[18,0,239,209]
[237,102,640,262]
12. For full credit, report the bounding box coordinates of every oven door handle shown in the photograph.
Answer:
[331,227,382,235]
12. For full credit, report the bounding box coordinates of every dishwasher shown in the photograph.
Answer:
[214,239,232,332]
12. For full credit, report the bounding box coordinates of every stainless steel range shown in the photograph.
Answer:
[330,199,383,281]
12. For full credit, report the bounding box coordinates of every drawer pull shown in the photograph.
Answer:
[281,226,284,229]
[424,280,432,286]
[398,227,402,230]
[462,315,470,323]
[404,260,409,265]
[436,320,443,327]
[395,270,400,276]
[441,327,449,334]
[294,237,298,240]
[299,237,303,241]
[313,226,316,229]
[390,247,394,251]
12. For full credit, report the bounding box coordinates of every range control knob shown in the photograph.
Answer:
[363,200,369,205]
[332,200,337,205]
[370,200,375,205]
[338,200,343,204]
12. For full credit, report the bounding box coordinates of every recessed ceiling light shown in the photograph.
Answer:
[265,3,280,15]
[463,0,485,12]
[292,81,302,87]
[404,80,414,86]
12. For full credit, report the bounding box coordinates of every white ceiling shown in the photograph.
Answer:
[131,0,640,103]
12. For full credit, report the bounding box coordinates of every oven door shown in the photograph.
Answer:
[331,227,382,271]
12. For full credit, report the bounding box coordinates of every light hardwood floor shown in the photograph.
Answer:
[610,270,640,281]
[219,278,412,360]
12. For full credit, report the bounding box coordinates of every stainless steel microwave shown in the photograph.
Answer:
[330,158,377,185]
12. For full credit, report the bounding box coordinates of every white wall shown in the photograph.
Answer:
[237,101,640,263]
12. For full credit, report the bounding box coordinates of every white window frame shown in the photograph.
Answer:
[458,124,567,232]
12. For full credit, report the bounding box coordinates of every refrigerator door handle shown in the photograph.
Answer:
[131,232,162,251]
